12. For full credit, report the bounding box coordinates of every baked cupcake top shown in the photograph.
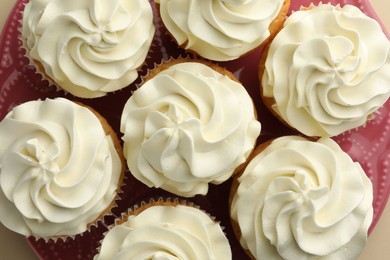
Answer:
[0,98,123,238]
[94,201,232,259]
[120,60,261,197]
[261,4,390,137]
[230,136,373,259]
[22,0,155,98]
[155,0,286,61]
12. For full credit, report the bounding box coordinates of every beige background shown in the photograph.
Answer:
[0,0,390,259]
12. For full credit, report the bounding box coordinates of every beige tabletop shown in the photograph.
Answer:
[1,0,390,259]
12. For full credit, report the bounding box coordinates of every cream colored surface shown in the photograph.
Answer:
[120,61,261,198]
[21,0,155,98]
[231,136,374,259]
[0,0,389,259]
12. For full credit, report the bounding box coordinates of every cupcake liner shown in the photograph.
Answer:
[152,2,196,60]
[117,197,215,223]
[297,1,342,11]
[130,197,226,236]
[135,55,257,95]
[336,107,382,137]
[18,4,65,97]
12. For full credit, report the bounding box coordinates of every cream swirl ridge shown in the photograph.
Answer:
[0,98,123,238]
[230,136,373,259]
[156,0,285,61]
[120,61,260,197]
[261,4,390,137]
[94,204,232,259]
[22,0,155,98]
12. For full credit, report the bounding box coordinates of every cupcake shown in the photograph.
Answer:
[21,0,155,98]
[155,0,290,61]
[0,98,125,239]
[120,59,261,197]
[94,198,232,259]
[230,136,373,259]
[259,3,390,137]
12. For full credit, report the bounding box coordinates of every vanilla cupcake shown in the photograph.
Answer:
[260,4,390,137]
[94,198,232,259]
[21,0,155,98]
[0,98,125,239]
[155,0,290,61]
[120,60,261,197]
[230,136,373,259]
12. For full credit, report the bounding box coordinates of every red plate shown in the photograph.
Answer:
[0,0,389,259]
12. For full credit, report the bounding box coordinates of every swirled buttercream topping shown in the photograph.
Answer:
[230,136,373,259]
[94,204,232,259]
[120,61,261,197]
[155,0,285,61]
[261,4,390,137]
[0,98,123,237]
[22,0,155,98]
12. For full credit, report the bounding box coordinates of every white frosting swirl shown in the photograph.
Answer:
[230,136,373,259]
[262,4,390,137]
[22,0,155,98]
[94,204,232,260]
[156,0,285,61]
[120,61,260,197]
[0,98,123,237]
